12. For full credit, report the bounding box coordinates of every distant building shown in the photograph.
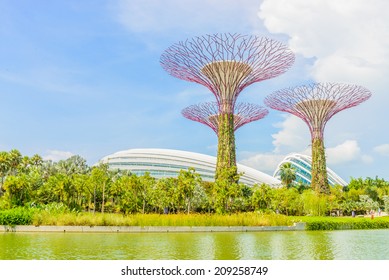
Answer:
[274,153,347,186]
[99,148,281,187]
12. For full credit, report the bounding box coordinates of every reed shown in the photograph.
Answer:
[31,211,293,227]
[292,216,389,230]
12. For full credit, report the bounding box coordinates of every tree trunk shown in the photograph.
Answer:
[142,200,146,214]
[101,182,105,214]
[187,199,191,214]
[93,187,96,214]
[215,112,237,181]
[311,137,330,194]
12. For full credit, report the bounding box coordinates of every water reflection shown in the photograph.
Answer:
[1,229,389,260]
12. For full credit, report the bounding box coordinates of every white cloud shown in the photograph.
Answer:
[374,144,389,156]
[259,0,389,89]
[271,114,310,153]
[326,140,361,165]
[239,114,308,174]
[240,139,366,175]
[239,153,285,175]
[43,150,75,162]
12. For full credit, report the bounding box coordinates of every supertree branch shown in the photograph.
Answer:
[234,102,269,130]
[161,33,295,113]
[182,102,269,134]
[264,82,371,194]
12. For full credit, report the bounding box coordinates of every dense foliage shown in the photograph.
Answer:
[0,207,35,225]
[0,150,388,218]
[297,216,389,230]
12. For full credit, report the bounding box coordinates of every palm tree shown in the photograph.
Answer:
[279,162,296,188]
[8,149,22,175]
[30,154,43,167]
[0,151,10,195]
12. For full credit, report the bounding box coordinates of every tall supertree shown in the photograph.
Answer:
[161,33,294,179]
[182,102,269,135]
[264,83,371,194]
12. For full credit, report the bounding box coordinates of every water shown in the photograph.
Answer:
[1,229,389,260]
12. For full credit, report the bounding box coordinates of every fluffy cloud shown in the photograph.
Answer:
[239,153,285,175]
[43,150,74,162]
[259,0,389,88]
[326,140,361,165]
[271,114,310,153]
[374,144,389,157]
[240,139,366,175]
[239,114,310,174]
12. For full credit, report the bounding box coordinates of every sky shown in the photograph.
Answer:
[1,0,388,182]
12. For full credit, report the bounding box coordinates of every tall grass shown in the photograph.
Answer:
[30,211,293,227]
[292,216,389,230]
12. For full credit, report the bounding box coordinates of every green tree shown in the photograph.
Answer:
[71,173,89,210]
[383,196,389,213]
[57,155,89,176]
[295,181,310,193]
[300,190,328,216]
[110,174,141,214]
[177,168,202,214]
[278,162,296,188]
[0,151,10,195]
[37,173,68,205]
[251,183,273,211]
[88,164,111,213]
[271,187,300,215]
[2,174,31,207]
[138,172,155,213]
[30,154,43,167]
[213,166,242,213]
[151,177,177,213]
[359,195,379,213]
[8,149,22,176]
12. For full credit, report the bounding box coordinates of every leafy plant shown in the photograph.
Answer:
[0,207,35,225]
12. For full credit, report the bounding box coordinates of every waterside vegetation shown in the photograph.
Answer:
[2,207,389,231]
[1,150,388,230]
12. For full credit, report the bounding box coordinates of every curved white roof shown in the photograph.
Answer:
[100,148,281,187]
[274,153,347,186]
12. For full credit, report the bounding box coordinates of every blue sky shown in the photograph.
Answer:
[1,0,388,181]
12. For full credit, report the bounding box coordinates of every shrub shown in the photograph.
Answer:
[303,217,389,230]
[0,207,35,225]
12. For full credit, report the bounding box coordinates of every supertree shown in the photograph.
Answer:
[161,33,294,179]
[182,102,268,135]
[264,83,371,194]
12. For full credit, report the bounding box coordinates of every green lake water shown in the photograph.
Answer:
[1,229,389,260]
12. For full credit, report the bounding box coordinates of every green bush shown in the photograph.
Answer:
[303,217,389,230]
[0,207,35,225]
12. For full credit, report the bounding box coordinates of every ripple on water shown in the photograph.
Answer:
[1,229,389,260]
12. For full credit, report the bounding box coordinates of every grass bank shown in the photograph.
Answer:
[0,207,292,227]
[32,212,293,227]
[2,207,389,230]
[292,216,389,230]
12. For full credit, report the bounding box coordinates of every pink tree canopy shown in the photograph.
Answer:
[264,83,372,139]
[182,102,269,135]
[161,33,295,113]
[265,82,371,193]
